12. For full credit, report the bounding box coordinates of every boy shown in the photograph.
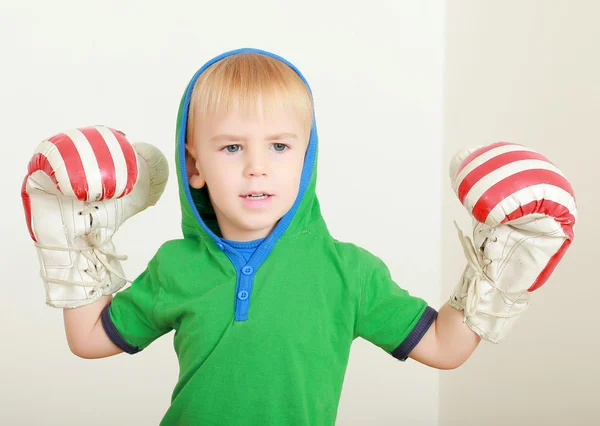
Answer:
[23,48,576,425]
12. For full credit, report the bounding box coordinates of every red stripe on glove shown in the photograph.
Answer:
[455,141,518,177]
[458,150,553,205]
[472,169,574,223]
[110,128,137,197]
[48,133,89,200]
[79,126,117,199]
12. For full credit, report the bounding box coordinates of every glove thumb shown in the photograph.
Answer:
[133,142,169,208]
[120,142,169,223]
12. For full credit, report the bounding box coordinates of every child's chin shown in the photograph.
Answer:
[240,218,281,236]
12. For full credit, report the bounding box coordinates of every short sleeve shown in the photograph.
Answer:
[357,257,438,362]
[100,253,172,354]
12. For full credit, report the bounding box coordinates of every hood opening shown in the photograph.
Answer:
[175,47,323,249]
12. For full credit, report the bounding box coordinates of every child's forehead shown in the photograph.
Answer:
[192,109,307,147]
[197,103,305,128]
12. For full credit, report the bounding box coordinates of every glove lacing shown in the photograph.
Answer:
[34,206,132,295]
[453,221,521,321]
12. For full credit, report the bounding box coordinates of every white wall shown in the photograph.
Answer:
[440,1,600,425]
[0,1,444,425]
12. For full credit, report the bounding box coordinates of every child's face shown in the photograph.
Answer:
[186,105,309,241]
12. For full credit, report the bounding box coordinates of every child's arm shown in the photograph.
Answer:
[63,295,123,359]
[407,302,481,370]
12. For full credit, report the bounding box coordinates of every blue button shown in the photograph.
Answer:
[242,265,254,275]
[217,243,225,250]
[238,290,249,300]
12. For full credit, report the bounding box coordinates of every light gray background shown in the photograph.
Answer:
[1,1,596,425]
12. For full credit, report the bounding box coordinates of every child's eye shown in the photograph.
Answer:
[271,143,288,153]
[223,145,241,153]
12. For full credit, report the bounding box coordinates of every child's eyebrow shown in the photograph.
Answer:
[266,133,298,141]
[209,133,298,143]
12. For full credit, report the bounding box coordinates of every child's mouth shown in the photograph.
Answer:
[244,193,269,200]
[240,193,273,209]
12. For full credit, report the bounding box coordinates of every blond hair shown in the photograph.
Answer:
[187,53,313,145]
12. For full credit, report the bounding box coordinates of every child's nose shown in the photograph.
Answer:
[243,151,268,177]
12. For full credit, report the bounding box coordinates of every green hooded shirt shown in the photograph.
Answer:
[101,47,437,426]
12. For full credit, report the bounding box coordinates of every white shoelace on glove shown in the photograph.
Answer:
[34,206,132,295]
[453,221,521,321]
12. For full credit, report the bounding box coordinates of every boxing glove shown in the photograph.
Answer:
[22,125,169,308]
[449,141,576,343]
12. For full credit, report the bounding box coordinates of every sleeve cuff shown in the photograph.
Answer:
[100,302,142,355]
[391,306,438,362]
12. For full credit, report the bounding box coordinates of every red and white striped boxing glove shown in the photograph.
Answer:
[21,125,169,308]
[449,142,576,343]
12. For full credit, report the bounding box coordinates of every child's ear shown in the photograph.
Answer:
[185,144,206,189]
